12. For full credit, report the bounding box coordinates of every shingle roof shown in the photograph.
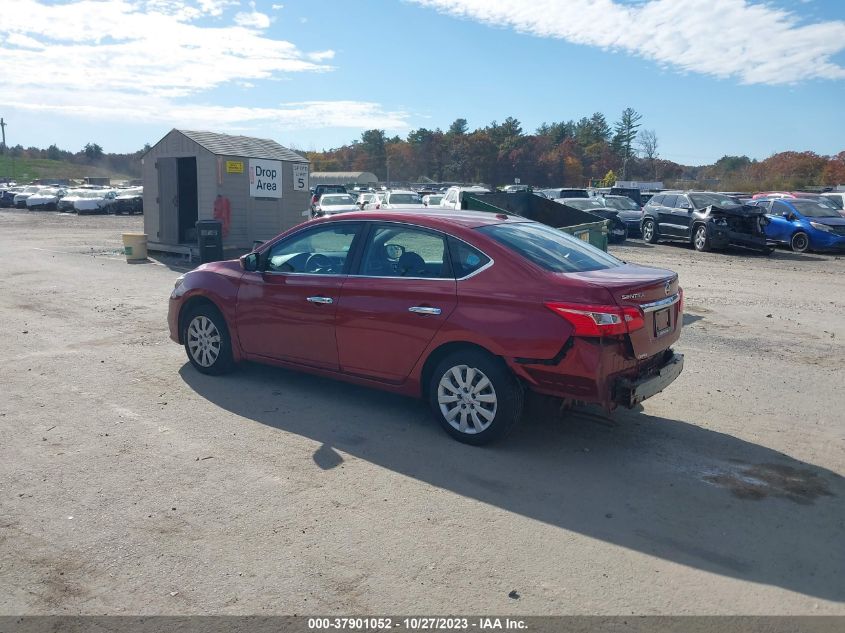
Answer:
[178,129,307,162]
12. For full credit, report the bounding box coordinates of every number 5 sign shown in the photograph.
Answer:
[292,163,308,191]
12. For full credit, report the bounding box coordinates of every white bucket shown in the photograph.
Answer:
[122,233,148,261]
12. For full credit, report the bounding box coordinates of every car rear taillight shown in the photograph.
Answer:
[311,194,318,204]
[545,302,645,337]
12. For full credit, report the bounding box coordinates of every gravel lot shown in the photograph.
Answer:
[1,210,843,615]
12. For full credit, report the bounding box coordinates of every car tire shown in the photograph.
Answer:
[608,220,628,244]
[182,304,235,376]
[693,224,711,252]
[642,219,658,244]
[428,350,523,445]
[790,231,810,253]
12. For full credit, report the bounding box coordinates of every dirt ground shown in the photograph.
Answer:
[0,210,843,615]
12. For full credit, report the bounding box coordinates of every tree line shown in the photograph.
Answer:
[306,109,844,192]
[3,111,843,191]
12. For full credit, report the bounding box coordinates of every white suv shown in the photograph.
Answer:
[439,186,492,210]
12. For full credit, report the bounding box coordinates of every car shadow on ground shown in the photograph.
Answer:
[180,362,844,602]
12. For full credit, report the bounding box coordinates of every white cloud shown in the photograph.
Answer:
[0,1,411,133]
[307,50,336,62]
[410,0,845,85]
[1,92,411,131]
[234,0,272,30]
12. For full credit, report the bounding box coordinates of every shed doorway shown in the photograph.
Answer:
[177,157,198,243]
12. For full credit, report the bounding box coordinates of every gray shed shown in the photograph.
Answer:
[142,129,310,255]
[310,171,378,186]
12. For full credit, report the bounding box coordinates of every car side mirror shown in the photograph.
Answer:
[240,252,259,272]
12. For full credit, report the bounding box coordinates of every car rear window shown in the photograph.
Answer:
[477,222,622,273]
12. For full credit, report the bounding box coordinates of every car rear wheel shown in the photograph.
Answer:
[791,231,809,253]
[642,219,658,243]
[428,350,523,445]
[183,305,235,375]
[693,225,711,252]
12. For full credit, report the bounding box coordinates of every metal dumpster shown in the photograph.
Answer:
[461,191,609,251]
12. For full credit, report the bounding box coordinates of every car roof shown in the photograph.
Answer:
[314,208,526,230]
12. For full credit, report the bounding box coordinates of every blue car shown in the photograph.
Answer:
[750,198,845,252]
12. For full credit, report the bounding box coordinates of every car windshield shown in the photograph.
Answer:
[562,198,605,210]
[823,195,843,209]
[478,222,622,273]
[388,193,421,204]
[689,193,741,209]
[791,199,841,218]
[321,195,356,205]
[603,197,639,210]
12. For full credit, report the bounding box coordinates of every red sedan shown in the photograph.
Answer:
[169,210,684,444]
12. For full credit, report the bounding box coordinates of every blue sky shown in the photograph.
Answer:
[1,0,843,164]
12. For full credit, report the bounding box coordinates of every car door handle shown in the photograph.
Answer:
[409,306,441,315]
[306,296,333,305]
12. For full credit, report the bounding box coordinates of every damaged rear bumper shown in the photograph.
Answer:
[613,351,684,408]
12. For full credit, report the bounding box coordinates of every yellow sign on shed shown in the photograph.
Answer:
[226,160,244,174]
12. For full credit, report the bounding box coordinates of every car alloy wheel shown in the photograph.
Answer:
[187,315,222,368]
[694,225,710,252]
[642,220,657,243]
[437,365,498,435]
[791,232,809,253]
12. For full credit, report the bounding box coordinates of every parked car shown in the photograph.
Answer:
[69,190,111,214]
[422,193,443,207]
[641,191,772,253]
[369,190,424,209]
[1,186,25,207]
[748,198,845,252]
[312,193,359,217]
[13,185,45,208]
[168,209,684,445]
[540,188,590,200]
[532,190,550,199]
[599,195,643,236]
[356,192,377,209]
[58,189,85,212]
[310,184,347,212]
[820,192,845,214]
[502,184,529,193]
[25,187,66,210]
[439,185,493,210]
[111,187,144,215]
[557,197,628,243]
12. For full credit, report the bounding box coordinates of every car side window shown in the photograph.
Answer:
[358,224,451,278]
[448,237,491,278]
[649,195,664,206]
[265,223,361,275]
[772,201,792,217]
[661,195,677,208]
[676,196,691,209]
[445,190,457,204]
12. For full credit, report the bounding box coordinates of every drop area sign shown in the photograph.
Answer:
[249,158,282,198]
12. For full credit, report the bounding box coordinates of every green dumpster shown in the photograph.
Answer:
[461,191,609,252]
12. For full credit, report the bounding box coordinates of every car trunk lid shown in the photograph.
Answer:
[562,264,682,360]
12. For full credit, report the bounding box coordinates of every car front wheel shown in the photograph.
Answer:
[183,305,235,375]
[428,350,523,445]
[791,231,809,253]
[693,225,711,252]
[642,219,658,243]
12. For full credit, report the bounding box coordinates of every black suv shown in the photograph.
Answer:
[641,191,771,253]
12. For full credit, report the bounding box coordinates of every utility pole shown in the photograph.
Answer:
[0,118,6,153]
